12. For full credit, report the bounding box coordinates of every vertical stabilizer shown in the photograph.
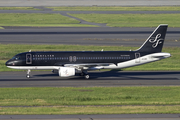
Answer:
[136,24,168,53]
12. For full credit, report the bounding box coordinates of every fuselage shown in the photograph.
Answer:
[6,51,170,70]
[6,51,136,66]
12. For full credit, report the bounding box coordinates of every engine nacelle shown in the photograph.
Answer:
[59,67,75,77]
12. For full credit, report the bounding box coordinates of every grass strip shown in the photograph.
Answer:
[0,13,97,27]
[0,44,180,71]
[0,27,4,29]
[69,13,180,27]
[0,24,97,27]
[0,7,41,10]
[0,13,81,26]
[48,6,180,11]
[1,105,180,114]
[1,13,180,27]
[0,86,180,106]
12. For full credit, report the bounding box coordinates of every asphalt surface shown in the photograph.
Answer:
[0,114,180,120]
[0,27,180,47]
[0,71,180,87]
[0,0,180,6]
[1,10,180,14]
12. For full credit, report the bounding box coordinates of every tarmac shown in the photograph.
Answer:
[0,114,180,120]
[0,71,180,87]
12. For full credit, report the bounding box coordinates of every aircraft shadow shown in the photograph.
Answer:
[32,71,180,80]
[1,71,179,81]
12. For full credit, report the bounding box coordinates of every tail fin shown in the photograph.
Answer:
[136,24,168,53]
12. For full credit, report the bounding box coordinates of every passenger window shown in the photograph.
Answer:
[73,56,76,62]
[69,56,72,62]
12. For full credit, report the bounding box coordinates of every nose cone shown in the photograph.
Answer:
[5,60,10,66]
[5,60,14,66]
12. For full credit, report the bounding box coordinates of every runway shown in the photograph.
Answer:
[0,27,180,47]
[0,114,180,120]
[0,71,180,87]
[1,10,180,14]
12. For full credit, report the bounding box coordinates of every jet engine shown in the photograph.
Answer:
[59,67,75,77]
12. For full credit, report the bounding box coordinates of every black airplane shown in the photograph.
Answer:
[6,24,171,79]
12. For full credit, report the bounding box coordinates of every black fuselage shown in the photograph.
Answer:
[6,51,149,67]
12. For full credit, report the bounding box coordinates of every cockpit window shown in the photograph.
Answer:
[12,56,20,60]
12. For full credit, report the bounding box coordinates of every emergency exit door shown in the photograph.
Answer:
[135,53,140,63]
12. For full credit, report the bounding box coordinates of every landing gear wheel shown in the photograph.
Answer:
[84,74,90,79]
[26,69,31,78]
[26,74,30,78]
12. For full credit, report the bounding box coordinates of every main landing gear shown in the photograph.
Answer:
[84,74,90,79]
[26,69,31,78]
[80,71,90,79]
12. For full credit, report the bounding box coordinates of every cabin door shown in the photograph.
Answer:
[26,54,32,64]
[135,53,140,63]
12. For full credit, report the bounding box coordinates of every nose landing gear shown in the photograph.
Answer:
[26,69,31,78]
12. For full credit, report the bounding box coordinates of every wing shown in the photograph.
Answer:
[64,63,115,70]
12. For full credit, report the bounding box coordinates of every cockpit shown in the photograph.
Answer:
[11,55,21,60]
[5,54,24,67]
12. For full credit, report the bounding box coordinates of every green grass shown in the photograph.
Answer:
[0,44,179,71]
[0,86,180,114]
[0,13,98,27]
[69,13,180,27]
[0,86,180,106]
[0,7,41,10]
[0,13,80,24]
[1,13,180,27]
[0,24,98,27]
[1,105,180,114]
[0,27,4,29]
[48,6,180,11]
[0,13,96,27]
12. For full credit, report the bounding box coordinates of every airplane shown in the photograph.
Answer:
[6,24,171,79]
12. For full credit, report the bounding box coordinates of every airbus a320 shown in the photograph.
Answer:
[6,24,171,79]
